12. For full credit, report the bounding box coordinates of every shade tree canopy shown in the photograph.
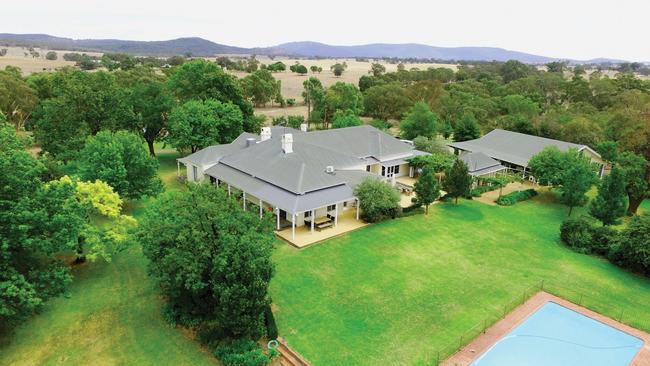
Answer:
[77,130,163,200]
[168,99,244,153]
[400,102,439,140]
[138,184,275,339]
[443,159,472,204]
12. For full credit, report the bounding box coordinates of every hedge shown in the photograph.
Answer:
[264,305,278,340]
[496,189,537,206]
[214,339,270,366]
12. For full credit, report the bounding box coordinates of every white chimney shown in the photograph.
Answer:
[300,123,308,132]
[281,133,293,154]
[261,127,271,141]
[325,166,334,174]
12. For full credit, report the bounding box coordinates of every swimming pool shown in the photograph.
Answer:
[470,301,644,366]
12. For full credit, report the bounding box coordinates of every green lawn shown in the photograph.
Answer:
[270,194,650,366]
[1,151,649,366]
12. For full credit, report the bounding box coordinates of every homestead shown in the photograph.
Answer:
[178,125,427,245]
[449,129,605,180]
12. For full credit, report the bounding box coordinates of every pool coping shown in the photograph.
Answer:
[442,291,650,366]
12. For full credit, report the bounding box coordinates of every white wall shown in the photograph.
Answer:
[186,164,206,182]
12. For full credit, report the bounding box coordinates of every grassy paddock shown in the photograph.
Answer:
[270,193,650,365]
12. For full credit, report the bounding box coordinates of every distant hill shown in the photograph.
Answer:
[262,41,558,63]
[0,33,630,63]
[0,34,249,56]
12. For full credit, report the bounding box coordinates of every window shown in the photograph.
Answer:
[209,176,216,184]
[304,211,311,218]
[381,166,386,176]
[366,165,371,172]
[327,204,336,211]
[192,165,198,180]
[394,165,400,174]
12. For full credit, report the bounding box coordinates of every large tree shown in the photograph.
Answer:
[400,102,439,140]
[240,69,281,107]
[167,59,256,131]
[527,146,566,186]
[413,167,441,214]
[168,99,244,153]
[302,77,325,123]
[559,151,598,216]
[443,159,472,204]
[589,167,627,225]
[331,110,362,129]
[0,125,132,332]
[0,69,38,129]
[452,113,481,142]
[77,130,163,200]
[138,184,275,338]
[323,82,363,126]
[129,78,177,156]
[33,70,134,160]
[617,152,649,215]
[363,83,412,121]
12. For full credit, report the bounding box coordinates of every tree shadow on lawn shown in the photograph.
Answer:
[438,200,486,222]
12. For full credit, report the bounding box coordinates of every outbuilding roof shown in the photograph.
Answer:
[449,129,599,167]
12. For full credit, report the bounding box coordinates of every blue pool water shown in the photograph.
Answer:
[470,302,644,366]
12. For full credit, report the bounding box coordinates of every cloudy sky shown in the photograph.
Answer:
[4,0,649,61]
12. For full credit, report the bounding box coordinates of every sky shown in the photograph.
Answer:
[4,0,649,61]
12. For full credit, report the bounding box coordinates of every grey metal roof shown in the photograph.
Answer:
[459,152,504,174]
[218,137,365,194]
[183,125,425,211]
[177,132,258,167]
[449,129,598,167]
[330,170,382,189]
[205,164,355,214]
[297,125,415,161]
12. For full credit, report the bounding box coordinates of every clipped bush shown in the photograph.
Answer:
[286,98,296,106]
[264,305,278,340]
[560,216,594,253]
[608,214,650,275]
[214,339,270,366]
[470,185,496,197]
[496,189,537,206]
[590,225,618,256]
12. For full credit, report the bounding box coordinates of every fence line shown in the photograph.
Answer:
[430,279,649,365]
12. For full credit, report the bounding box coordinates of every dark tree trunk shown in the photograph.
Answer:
[147,139,156,156]
[455,196,459,204]
[568,205,574,216]
[74,236,86,264]
[627,196,643,216]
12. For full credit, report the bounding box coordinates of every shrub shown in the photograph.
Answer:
[496,189,537,206]
[214,339,270,366]
[590,225,618,256]
[560,216,594,253]
[354,178,401,223]
[470,185,496,197]
[369,119,390,131]
[609,214,650,275]
[264,305,278,340]
[286,98,296,106]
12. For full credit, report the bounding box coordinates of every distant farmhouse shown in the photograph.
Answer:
[448,129,605,179]
[178,125,427,243]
